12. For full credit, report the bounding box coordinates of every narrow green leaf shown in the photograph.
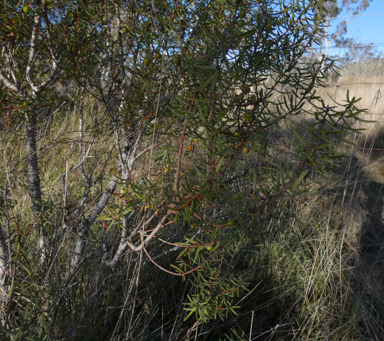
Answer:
[314,143,329,149]
[289,170,309,190]
[191,73,215,92]
[236,28,257,39]
[292,127,306,143]
[215,157,224,174]
[193,245,201,264]
[0,327,17,338]
[211,70,219,92]
[184,308,196,321]
[19,262,32,276]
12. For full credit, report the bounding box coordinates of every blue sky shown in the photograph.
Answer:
[330,0,384,57]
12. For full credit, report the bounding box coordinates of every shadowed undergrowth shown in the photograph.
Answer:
[1,74,384,340]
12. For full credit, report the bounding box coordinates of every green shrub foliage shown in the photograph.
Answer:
[0,0,366,337]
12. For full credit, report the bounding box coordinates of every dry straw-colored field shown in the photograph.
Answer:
[320,75,384,132]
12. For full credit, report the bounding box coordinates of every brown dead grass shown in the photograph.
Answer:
[317,75,384,132]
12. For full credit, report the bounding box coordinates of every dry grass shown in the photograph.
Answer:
[3,71,384,340]
[314,75,384,132]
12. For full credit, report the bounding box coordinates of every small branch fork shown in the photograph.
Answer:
[143,245,217,277]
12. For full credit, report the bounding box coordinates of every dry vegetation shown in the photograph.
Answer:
[2,71,384,340]
[318,75,384,129]
[3,0,384,338]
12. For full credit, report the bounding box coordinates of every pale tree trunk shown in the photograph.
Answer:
[66,179,117,279]
[1,7,59,261]
[65,123,147,281]
[25,112,46,260]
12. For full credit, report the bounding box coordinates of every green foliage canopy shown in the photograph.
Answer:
[0,0,367,336]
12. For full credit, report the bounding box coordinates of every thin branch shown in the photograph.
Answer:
[129,140,163,169]
[0,221,8,286]
[25,9,59,94]
[118,210,173,253]
[0,72,18,92]
[127,127,143,170]
[176,121,188,194]
[143,243,216,277]
[25,12,41,92]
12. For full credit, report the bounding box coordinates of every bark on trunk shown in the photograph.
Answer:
[25,115,42,213]
[25,114,46,260]
[66,179,117,279]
